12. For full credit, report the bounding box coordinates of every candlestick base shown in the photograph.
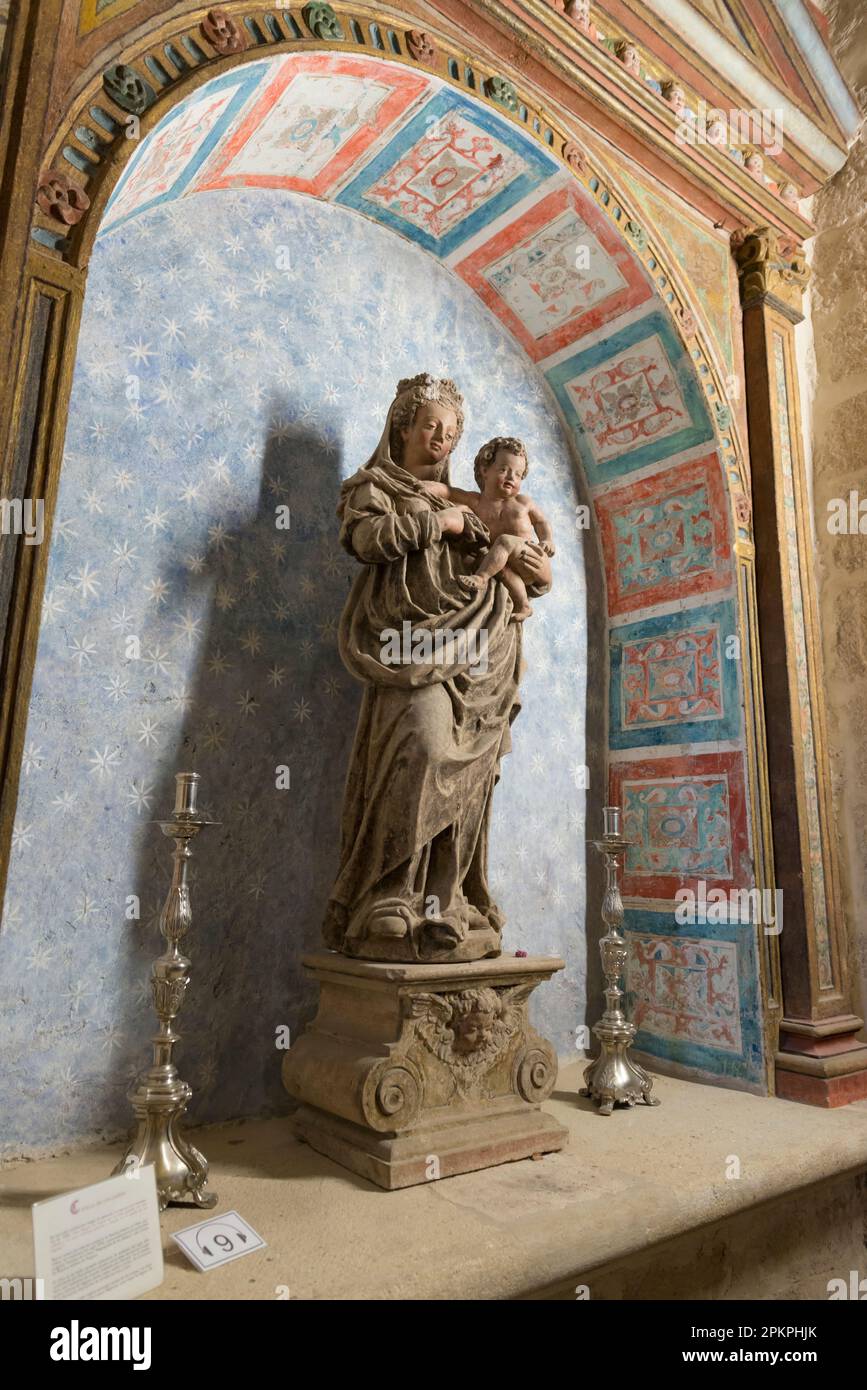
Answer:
[580,1018,660,1115]
[112,1065,218,1210]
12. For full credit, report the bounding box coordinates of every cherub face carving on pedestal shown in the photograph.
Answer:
[409,984,539,1091]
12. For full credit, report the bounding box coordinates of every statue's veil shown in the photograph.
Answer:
[362,375,464,487]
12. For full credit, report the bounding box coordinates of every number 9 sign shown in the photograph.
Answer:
[172,1210,267,1272]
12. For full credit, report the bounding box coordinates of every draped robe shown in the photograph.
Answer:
[323,415,547,962]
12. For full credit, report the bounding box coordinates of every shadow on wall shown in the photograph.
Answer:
[2,187,598,1155]
[116,410,356,1132]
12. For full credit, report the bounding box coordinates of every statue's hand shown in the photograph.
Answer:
[439,505,471,536]
[514,541,553,594]
[520,542,546,575]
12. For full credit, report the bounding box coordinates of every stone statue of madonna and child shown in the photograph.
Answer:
[322,373,554,966]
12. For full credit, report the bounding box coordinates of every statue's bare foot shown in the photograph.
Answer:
[366,907,409,939]
[510,604,532,622]
[459,573,489,593]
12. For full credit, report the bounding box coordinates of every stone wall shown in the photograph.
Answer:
[811,0,867,1018]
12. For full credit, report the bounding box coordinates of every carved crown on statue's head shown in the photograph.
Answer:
[390,372,466,462]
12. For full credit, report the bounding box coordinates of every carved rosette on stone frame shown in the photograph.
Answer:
[562,141,588,175]
[484,76,520,114]
[102,64,155,116]
[201,8,247,54]
[406,30,437,64]
[734,492,752,528]
[37,171,90,226]
[303,3,344,40]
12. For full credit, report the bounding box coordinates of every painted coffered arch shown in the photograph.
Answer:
[34,9,747,487]
[2,15,779,1095]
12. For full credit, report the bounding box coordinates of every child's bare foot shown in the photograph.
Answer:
[510,603,532,623]
[460,573,490,592]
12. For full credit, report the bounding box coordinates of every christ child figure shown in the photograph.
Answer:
[422,436,555,621]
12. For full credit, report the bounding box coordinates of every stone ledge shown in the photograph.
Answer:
[1,1062,866,1300]
[300,950,566,983]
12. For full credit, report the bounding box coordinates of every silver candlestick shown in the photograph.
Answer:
[581,804,659,1114]
[113,772,220,1208]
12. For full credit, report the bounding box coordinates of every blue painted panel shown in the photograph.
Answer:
[546,310,715,482]
[609,598,741,748]
[335,87,558,258]
[103,63,269,230]
[622,907,765,1086]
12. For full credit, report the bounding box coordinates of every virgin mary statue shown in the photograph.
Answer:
[322,374,551,963]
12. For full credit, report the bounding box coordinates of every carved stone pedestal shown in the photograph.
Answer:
[283,952,567,1190]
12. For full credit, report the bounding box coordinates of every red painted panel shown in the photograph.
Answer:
[453,179,652,361]
[595,450,731,617]
[610,748,750,899]
[195,52,430,199]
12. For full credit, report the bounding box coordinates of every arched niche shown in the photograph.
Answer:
[0,29,773,1151]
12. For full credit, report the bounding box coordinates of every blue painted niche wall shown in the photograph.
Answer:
[0,188,603,1155]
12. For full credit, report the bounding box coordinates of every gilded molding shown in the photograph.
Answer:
[503,0,811,216]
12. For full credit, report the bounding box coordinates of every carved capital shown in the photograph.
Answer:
[732,226,810,321]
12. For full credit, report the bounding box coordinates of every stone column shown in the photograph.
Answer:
[808,0,867,1103]
[734,226,867,1105]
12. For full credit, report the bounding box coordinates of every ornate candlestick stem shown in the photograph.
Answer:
[113,772,220,1208]
[580,804,659,1115]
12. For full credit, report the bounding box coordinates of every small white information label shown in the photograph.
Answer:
[171,1211,266,1272]
[32,1166,163,1301]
